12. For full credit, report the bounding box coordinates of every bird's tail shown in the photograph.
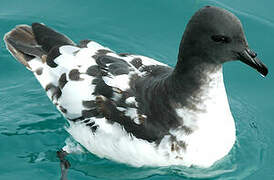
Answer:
[4,24,45,69]
[4,23,75,71]
[4,23,95,120]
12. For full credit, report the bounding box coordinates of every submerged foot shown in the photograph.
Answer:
[57,150,70,180]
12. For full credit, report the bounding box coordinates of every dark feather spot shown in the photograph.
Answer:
[94,79,113,98]
[96,49,112,55]
[53,87,62,100]
[108,63,129,75]
[82,100,96,109]
[91,78,100,85]
[84,120,99,133]
[45,83,55,91]
[59,106,67,113]
[68,116,85,122]
[92,54,99,60]
[95,55,129,68]
[82,109,99,118]
[93,55,131,76]
[171,143,175,151]
[35,68,43,75]
[86,65,102,77]
[91,125,98,133]
[45,83,62,100]
[170,135,187,152]
[83,119,90,123]
[86,121,95,127]
[95,96,119,120]
[140,65,154,73]
[46,46,60,68]
[182,125,193,135]
[73,49,80,56]
[59,73,68,89]
[69,69,82,81]
[130,58,143,69]
[78,40,91,48]
[119,53,130,57]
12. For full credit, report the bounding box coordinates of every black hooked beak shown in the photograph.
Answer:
[238,48,268,77]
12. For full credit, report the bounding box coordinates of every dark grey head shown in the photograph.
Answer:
[178,6,268,76]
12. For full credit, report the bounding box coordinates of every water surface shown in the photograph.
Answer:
[0,0,273,179]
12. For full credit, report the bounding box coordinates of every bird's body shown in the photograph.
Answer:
[54,41,235,167]
[4,6,267,168]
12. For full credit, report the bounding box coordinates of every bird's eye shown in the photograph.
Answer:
[211,35,231,43]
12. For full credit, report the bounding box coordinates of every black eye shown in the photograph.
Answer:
[211,35,231,43]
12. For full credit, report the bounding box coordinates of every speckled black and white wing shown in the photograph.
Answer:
[4,23,168,134]
[5,23,189,167]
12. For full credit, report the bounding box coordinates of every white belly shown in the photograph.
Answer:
[173,99,236,167]
[173,68,236,167]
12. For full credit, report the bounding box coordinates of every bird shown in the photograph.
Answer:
[4,6,268,169]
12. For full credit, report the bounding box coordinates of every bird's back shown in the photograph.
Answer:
[4,23,176,142]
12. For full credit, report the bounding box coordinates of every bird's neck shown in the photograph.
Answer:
[167,56,223,111]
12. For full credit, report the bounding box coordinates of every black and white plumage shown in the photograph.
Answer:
[4,6,268,168]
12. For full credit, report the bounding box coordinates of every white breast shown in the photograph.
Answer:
[172,68,236,167]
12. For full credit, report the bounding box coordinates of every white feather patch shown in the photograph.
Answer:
[59,45,80,55]
[102,74,131,91]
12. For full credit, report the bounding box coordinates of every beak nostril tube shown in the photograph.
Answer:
[246,48,257,58]
[238,48,268,76]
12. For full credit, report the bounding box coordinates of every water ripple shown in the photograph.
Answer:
[207,0,274,28]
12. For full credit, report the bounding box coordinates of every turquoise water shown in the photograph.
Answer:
[0,0,273,179]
